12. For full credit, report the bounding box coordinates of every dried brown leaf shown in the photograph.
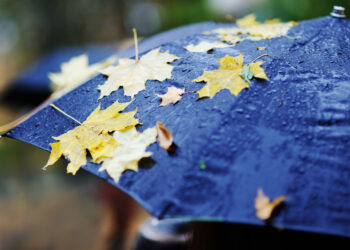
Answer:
[156,121,173,151]
[254,188,286,220]
[157,87,185,106]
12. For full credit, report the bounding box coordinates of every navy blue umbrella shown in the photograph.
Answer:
[4,44,118,104]
[3,12,350,238]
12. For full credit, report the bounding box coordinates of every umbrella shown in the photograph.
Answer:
[3,9,350,238]
[4,44,118,105]
[4,21,222,105]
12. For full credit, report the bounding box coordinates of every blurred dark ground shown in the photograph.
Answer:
[0,0,349,249]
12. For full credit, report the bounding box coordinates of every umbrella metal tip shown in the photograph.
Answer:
[331,6,346,18]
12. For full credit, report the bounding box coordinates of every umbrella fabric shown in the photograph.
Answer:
[4,16,350,237]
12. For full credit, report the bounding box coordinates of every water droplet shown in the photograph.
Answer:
[247,104,256,111]
[235,108,243,114]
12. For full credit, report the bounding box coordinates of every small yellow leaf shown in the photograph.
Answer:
[243,22,296,40]
[156,121,173,151]
[265,18,281,24]
[256,46,266,51]
[98,48,179,98]
[236,14,260,27]
[99,126,157,182]
[219,34,244,44]
[193,54,268,99]
[157,87,185,106]
[250,61,268,80]
[237,14,281,27]
[44,100,140,175]
[49,54,115,98]
[184,41,231,52]
[255,188,287,220]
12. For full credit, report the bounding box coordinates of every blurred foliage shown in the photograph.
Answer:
[0,0,346,58]
[0,0,125,53]
[252,0,350,21]
[0,0,216,53]
[157,0,219,28]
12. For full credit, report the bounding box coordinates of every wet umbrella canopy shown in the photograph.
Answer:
[3,13,350,238]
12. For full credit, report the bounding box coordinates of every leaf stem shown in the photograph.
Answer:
[251,54,268,63]
[50,104,81,125]
[185,90,197,94]
[132,28,139,62]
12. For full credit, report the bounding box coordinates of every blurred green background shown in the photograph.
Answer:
[0,0,348,249]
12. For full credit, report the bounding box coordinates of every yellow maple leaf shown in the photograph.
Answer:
[99,126,157,182]
[98,48,179,98]
[193,54,268,99]
[157,86,185,106]
[49,54,115,98]
[236,14,281,27]
[212,14,297,41]
[244,22,297,40]
[44,100,140,175]
[255,188,287,220]
[184,41,232,52]
[213,22,296,41]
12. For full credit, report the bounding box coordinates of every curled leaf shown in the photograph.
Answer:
[239,64,254,84]
[156,121,173,151]
[254,188,287,220]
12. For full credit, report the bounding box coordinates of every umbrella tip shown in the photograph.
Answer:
[331,6,346,18]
